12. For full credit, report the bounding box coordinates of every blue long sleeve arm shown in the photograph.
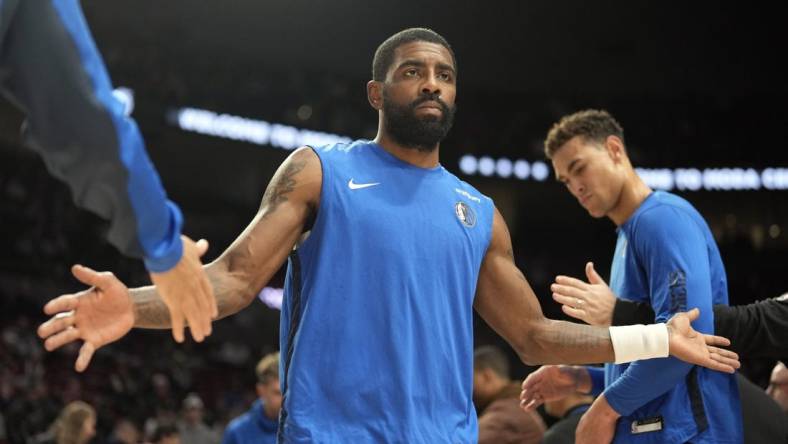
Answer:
[604,206,715,416]
[0,0,183,271]
[587,366,606,397]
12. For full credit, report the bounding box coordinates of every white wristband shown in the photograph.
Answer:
[609,324,670,364]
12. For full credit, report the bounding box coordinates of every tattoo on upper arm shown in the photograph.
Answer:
[260,159,307,217]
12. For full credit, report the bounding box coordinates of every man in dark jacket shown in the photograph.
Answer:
[474,346,546,444]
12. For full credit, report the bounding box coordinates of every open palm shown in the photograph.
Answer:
[667,308,739,373]
[37,265,135,372]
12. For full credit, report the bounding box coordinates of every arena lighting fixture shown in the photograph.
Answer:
[459,154,788,191]
[477,156,496,177]
[513,160,531,179]
[495,157,513,178]
[169,107,787,191]
[171,107,352,150]
[459,155,550,182]
[531,161,550,181]
[259,286,284,310]
[634,167,788,191]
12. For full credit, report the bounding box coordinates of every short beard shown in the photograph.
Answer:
[382,89,456,152]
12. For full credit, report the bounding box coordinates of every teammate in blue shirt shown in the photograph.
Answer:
[0,0,217,355]
[38,29,738,443]
[222,352,280,444]
[522,110,742,443]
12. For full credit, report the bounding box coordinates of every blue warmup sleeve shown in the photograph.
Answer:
[587,366,606,397]
[0,0,183,271]
[221,429,239,444]
[604,206,714,416]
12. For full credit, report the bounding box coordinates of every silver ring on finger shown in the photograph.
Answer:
[54,310,75,324]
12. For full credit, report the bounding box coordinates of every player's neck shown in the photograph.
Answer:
[373,133,441,169]
[608,172,653,226]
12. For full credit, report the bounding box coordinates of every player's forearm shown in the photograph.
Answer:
[604,358,693,416]
[518,319,615,365]
[129,285,172,329]
[131,261,254,328]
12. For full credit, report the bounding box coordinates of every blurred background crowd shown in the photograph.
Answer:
[2,0,787,442]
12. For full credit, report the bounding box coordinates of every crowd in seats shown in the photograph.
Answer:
[0,308,279,444]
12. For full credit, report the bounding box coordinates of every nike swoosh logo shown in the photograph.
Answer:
[348,179,380,190]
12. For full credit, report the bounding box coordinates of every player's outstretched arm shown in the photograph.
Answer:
[38,147,322,371]
[132,146,322,327]
[473,208,739,372]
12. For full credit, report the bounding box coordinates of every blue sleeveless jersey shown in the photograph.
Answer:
[278,140,494,443]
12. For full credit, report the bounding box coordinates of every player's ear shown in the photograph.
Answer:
[605,135,626,162]
[368,81,383,110]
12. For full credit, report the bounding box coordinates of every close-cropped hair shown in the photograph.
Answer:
[544,109,625,159]
[372,28,456,82]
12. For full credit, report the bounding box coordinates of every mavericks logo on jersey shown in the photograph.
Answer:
[455,201,476,227]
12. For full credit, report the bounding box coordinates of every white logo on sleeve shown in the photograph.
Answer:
[454,188,481,203]
[348,179,381,190]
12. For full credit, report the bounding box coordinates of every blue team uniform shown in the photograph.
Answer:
[0,0,183,271]
[222,399,278,444]
[587,191,742,443]
[278,140,494,443]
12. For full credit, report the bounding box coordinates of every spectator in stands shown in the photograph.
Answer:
[473,346,545,444]
[151,423,180,444]
[0,412,7,444]
[34,400,96,444]
[767,361,788,414]
[107,418,141,444]
[222,352,281,444]
[541,391,594,444]
[178,393,219,444]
